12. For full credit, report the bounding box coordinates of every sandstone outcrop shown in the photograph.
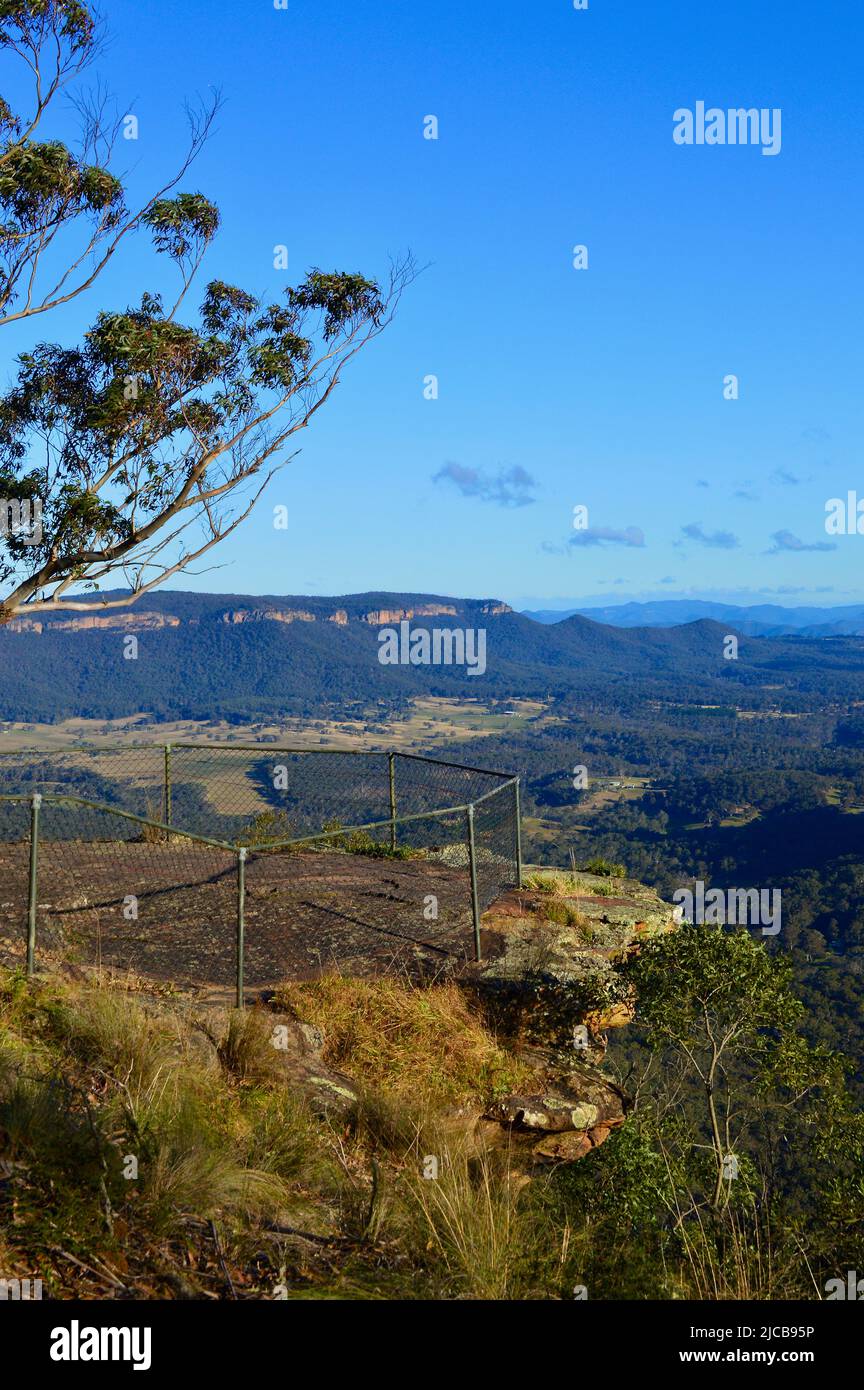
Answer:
[6,611,181,634]
[468,870,676,1048]
[242,868,675,1167]
[455,869,676,1167]
[220,608,316,625]
[260,1016,359,1115]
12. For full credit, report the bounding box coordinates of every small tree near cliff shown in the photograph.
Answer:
[621,923,850,1212]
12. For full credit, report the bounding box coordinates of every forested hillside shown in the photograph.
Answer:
[3,589,864,721]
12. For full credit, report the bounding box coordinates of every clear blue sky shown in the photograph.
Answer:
[5,0,863,609]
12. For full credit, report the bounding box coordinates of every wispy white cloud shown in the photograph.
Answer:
[766,530,836,554]
[568,525,645,549]
[433,462,537,507]
[680,522,740,549]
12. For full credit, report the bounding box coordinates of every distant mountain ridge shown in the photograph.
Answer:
[1,589,863,723]
[523,600,864,637]
[10,590,864,638]
[2,590,513,635]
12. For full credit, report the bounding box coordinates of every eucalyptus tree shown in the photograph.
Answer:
[0,0,410,623]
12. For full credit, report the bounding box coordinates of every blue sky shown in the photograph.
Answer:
[4,0,863,609]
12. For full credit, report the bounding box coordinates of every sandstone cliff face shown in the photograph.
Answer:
[472,871,675,1044]
[220,608,316,625]
[5,612,181,634]
[360,604,459,625]
[3,598,512,635]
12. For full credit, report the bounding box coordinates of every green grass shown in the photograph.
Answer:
[583,857,626,879]
[0,968,545,1299]
[542,899,590,930]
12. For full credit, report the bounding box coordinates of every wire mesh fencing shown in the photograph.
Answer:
[0,745,167,819]
[0,745,519,841]
[0,747,522,1001]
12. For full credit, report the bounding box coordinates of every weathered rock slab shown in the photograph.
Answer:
[483,1066,627,1136]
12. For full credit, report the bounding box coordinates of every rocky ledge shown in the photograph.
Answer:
[479,1055,630,1165]
[244,867,676,1172]
[466,868,676,1050]
[451,867,674,1168]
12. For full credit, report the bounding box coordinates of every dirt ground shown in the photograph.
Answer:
[0,841,481,997]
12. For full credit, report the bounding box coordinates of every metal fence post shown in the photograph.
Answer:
[514,778,523,889]
[236,847,247,1009]
[164,744,172,827]
[388,752,397,851]
[26,793,41,977]
[466,803,482,962]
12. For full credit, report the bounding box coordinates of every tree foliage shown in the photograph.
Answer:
[0,0,411,621]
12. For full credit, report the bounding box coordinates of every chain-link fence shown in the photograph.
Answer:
[0,747,522,1002]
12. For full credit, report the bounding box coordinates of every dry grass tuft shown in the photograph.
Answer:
[542,899,590,930]
[46,984,205,1101]
[275,974,532,1105]
[397,1135,564,1299]
[522,869,584,897]
[216,1007,288,1085]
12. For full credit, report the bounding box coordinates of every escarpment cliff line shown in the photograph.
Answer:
[2,592,514,636]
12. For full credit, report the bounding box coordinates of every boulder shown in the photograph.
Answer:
[194,1006,359,1117]
[256,1014,359,1116]
[465,870,675,1047]
[483,1066,627,1137]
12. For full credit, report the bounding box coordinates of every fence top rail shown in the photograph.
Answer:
[393,750,518,780]
[0,743,378,757]
[171,743,384,755]
[0,778,518,852]
[0,793,237,852]
[0,745,161,757]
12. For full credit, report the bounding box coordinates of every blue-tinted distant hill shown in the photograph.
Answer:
[523,600,864,636]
